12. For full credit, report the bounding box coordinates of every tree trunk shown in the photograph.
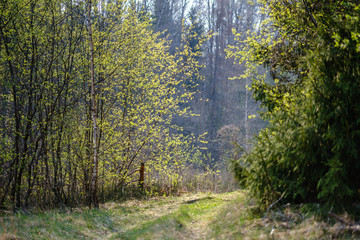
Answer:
[88,0,99,208]
[244,77,248,151]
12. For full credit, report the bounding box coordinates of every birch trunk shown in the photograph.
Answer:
[88,0,99,208]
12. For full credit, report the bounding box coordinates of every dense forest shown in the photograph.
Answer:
[1,0,360,217]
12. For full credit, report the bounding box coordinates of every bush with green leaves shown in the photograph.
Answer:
[0,0,207,209]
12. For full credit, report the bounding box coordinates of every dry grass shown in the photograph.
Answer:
[208,195,359,240]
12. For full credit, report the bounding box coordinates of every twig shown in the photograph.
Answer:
[264,192,286,218]
[329,212,353,226]
[329,212,360,233]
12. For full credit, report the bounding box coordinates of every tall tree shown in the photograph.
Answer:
[198,0,263,162]
[87,0,99,208]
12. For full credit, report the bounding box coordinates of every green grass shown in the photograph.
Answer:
[0,191,358,239]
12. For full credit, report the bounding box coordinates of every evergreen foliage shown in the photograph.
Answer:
[230,1,360,211]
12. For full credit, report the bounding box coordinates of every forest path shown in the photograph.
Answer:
[0,191,244,240]
[1,190,343,239]
[103,191,242,239]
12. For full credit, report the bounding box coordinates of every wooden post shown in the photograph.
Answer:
[139,162,145,191]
